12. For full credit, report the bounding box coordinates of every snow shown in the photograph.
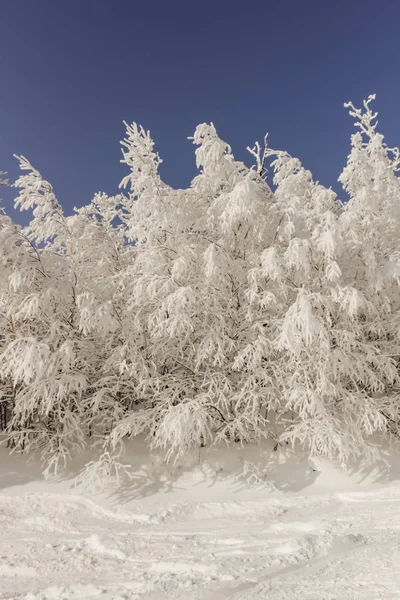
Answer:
[1,438,400,599]
[3,91,400,599]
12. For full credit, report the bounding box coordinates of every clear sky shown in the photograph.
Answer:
[1,0,400,223]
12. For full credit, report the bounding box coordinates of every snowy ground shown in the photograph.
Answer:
[1,438,400,599]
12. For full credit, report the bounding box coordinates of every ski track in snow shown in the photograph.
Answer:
[1,486,400,599]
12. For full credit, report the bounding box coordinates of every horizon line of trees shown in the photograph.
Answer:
[1,95,400,480]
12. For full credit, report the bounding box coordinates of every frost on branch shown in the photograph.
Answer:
[0,171,9,187]
[1,96,400,482]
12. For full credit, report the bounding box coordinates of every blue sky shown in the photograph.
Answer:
[1,0,400,223]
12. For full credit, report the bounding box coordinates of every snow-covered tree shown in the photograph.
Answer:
[338,96,400,446]
[1,97,400,480]
[93,122,276,468]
